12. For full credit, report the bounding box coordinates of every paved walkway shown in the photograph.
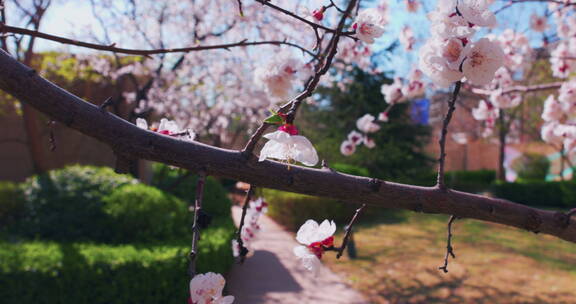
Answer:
[227,206,367,304]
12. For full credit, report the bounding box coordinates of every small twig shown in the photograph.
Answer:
[436,81,462,190]
[236,0,244,17]
[439,215,458,273]
[236,185,255,262]
[567,208,576,217]
[189,171,207,278]
[0,24,318,58]
[99,96,114,110]
[337,204,366,259]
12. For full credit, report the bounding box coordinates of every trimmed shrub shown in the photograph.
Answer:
[262,189,354,231]
[18,165,137,240]
[102,184,189,242]
[513,153,550,182]
[491,181,576,208]
[151,164,231,218]
[0,216,235,304]
[0,181,25,229]
[446,170,496,193]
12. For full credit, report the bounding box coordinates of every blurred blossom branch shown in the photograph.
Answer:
[0,24,318,58]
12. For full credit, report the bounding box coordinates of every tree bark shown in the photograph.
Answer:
[0,50,574,243]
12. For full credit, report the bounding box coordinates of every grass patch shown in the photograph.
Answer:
[323,209,576,304]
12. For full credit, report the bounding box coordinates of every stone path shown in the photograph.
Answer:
[227,206,367,304]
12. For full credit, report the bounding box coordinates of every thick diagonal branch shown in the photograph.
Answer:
[0,51,575,245]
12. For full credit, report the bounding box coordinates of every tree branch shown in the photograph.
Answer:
[471,82,562,96]
[337,203,366,259]
[189,171,207,278]
[437,81,462,190]
[236,185,255,261]
[0,50,575,244]
[438,215,457,273]
[0,24,318,58]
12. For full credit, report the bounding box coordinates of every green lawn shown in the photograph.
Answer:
[323,210,576,304]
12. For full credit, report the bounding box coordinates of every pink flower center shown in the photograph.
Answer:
[307,236,334,259]
[159,130,171,135]
[278,124,299,135]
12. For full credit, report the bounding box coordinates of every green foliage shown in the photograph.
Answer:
[446,170,496,193]
[102,184,189,242]
[151,164,231,218]
[513,153,551,182]
[262,189,354,231]
[18,165,137,241]
[300,68,433,181]
[0,216,235,304]
[491,181,576,208]
[0,181,25,229]
[331,163,370,177]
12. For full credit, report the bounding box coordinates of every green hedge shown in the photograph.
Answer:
[446,170,496,193]
[0,181,25,229]
[151,164,231,218]
[0,217,235,304]
[491,181,576,208]
[102,184,189,242]
[17,165,137,241]
[262,189,353,231]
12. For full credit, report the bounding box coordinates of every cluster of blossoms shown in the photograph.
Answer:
[189,272,234,304]
[352,8,387,44]
[550,15,576,78]
[232,197,268,257]
[340,114,383,156]
[419,0,504,87]
[541,80,576,154]
[136,118,196,141]
[293,219,337,274]
[254,54,303,99]
[340,69,425,156]
[259,121,319,167]
[381,68,426,106]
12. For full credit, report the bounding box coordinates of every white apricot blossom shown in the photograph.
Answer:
[472,100,499,121]
[457,0,496,27]
[136,118,196,140]
[340,140,356,156]
[254,55,301,98]
[399,26,416,51]
[461,38,505,86]
[347,130,364,145]
[356,114,381,133]
[542,95,563,122]
[189,272,234,304]
[489,90,521,109]
[530,13,548,33]
[259,126,319,166]
[381,78,405,104]
[353,8,386,44]
[293,219,336,274]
